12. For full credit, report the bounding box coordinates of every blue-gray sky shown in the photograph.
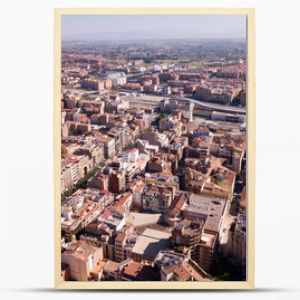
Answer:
[62,14,246,40]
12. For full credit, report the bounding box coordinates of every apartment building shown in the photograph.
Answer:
[142,184,175,213]
[61,241,103,281]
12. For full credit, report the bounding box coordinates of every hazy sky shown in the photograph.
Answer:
[62,14,246,40]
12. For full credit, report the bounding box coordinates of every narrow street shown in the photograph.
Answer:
[219,195,239,254]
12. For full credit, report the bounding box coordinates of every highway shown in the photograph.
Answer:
[178,96,246,115]
[120,89,246,115]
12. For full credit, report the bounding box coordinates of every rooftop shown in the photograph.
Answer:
[188,194,226,217]
[200,232,217,248]
[132,228,171,261]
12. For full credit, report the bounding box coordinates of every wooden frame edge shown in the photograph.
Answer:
[53,7,256,290]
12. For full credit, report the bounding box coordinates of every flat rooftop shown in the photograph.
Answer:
[200,232,216,248]
[188,194,226,217]
[132,228,171,261]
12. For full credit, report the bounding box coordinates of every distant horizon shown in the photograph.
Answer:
[62,14,247,41]
[62,37,246,43]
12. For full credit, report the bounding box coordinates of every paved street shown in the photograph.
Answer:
[219,196,238,254]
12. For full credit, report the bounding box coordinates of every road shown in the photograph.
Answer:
[120,90,246,115]
[69,85,246,115]
[178,96,246,115]
[219,196,239,255]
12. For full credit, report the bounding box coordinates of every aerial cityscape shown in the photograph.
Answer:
[60,14,247,282]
